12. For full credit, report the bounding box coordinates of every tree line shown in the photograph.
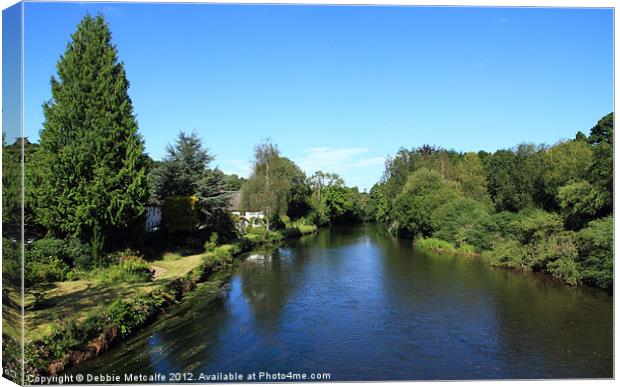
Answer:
[1,14,613,292]
[366,113,613,289]
[2,14,368,287]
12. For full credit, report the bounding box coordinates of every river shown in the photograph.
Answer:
[69,225,613,381]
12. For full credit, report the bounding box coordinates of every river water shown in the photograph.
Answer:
[69,225,613,381]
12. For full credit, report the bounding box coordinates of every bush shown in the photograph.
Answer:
[483,239,529,269]
[25,237,73,285]
[415,237,456,252]
[161,195,198,233]
[106,293,167,338]
[26,257,69,285]
[105,248,143,264]
[492,211,521,239]
[96,257,153,284]
[391,169,460,238]
[576,216,613,289]
[24,237,91,285]
[548,256,582,286]
[513,208,563,244]
[204,232,219,252]
[529,231,578,273]
[3,238,21,286]
[432,197,497,251]
[42,319,84,358]
[457,243,476,254]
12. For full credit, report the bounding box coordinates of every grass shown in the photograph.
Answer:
[23,251,206,341]
[21,224,316,343]
[414,237,480,257]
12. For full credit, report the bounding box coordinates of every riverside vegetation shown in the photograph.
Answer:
[1,13,613,383]
[371,114,613,289]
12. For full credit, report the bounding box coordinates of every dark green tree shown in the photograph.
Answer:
[588,112,613,146]
[34,14,149,260]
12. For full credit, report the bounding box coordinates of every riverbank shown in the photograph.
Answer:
[18,224,317,380]
[413,235,608,290]
[63,225,612,380]
[413,237,481,258]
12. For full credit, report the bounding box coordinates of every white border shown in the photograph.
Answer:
[0,1,616,387]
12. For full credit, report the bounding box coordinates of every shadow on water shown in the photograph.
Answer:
[68,225,612,381]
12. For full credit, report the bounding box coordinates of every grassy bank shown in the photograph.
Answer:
[18,224,317,379]
[414,237,480,258]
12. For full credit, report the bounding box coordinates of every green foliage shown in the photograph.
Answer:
[241,142,293,220]
[43,319,85,358]
[529,231,578,273]
[513,208,563,244]
[2,137,21,238]
[34,15,149,260]
[106,293,167,338]
[25,237,91,285]
[96,257,153,284]
[558,180,609,228]
[307,171,366,225]
[543,140,592,209]
[2,238,20,286]
[415,237,456,253]
[455,152,492,204]
[483,144,547,212]
[391,169,460,237]
[368,183,390,223]
[204,232,219,252]
[483,239,529,269]
[431,197,497,251]
[588,112,613,146]
[576,217,613,289]
[547,256,581,286]
[150,131,232,232]
[491,211,521,239]
[457,243,476,254]
[26,257,69,286]
[161,195,199,233]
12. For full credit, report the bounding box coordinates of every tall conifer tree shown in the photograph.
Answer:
[35,14,148,259]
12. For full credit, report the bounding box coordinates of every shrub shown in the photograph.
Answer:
[492,211,521,239]
[2,238,20,286]
[105,248,143,264]
[106,294,166,338]
[457,243,476,254]
[42,319,84,358]
[26,257,69,285]
[96,257,153,284]
[391,169,461,238]
[529,231,578,273]
[483,239,529,269]
[548,256,582,286]
[432,197,497,251]
[415,237,456,253]
[25,237,75,285]
[204,232,219,252]
[576,216,613,289]
[161,195,198,233]
[513,208,563,244]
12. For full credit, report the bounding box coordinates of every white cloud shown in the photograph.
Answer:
[294,146,384,179]
[354,157,385,168]
[295,147,367,173]
[220,159,251,178]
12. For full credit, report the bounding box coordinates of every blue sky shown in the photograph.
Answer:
[22,3,613,190]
